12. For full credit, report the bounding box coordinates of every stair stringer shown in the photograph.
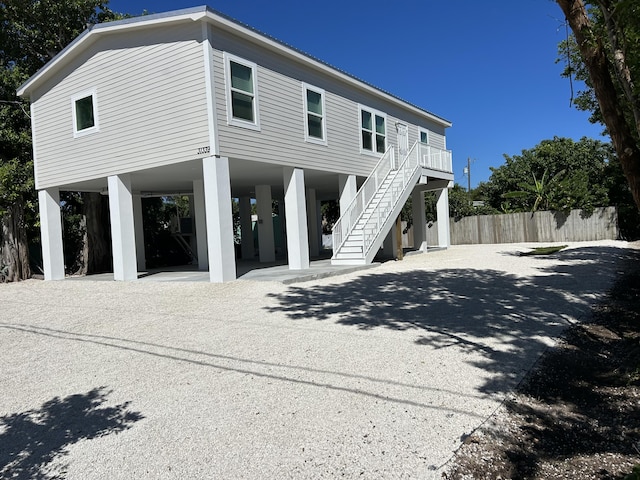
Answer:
[362,165,422,264]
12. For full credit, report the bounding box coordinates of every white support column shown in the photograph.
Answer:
[239,196,254,260]
[255,185,275,263]
[38,188,65,281]
[108,174,138,281]
[133,195,146,271]
[193,179,208,270]
[436,187,451,248]
[306,188,319,258]
[202,156,236,282]
[412,189,427,252]
[338,174,357,215]
[283,168,310,270]
[383,222,397,258]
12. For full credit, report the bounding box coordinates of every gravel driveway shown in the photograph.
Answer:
[0,240,635,479]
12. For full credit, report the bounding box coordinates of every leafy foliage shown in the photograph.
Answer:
[321,200,339,234]
[0,1,125,278]
[1,1,121,72]
[519,245,568,256]
[481,137,613,215]
[556,0,640,211]
[0,66,32,215]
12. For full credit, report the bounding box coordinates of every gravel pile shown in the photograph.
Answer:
[0,240,634,479]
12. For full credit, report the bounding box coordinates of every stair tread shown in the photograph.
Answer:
[335,159,421,262]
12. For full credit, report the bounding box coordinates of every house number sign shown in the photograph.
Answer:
[197,146,210,155]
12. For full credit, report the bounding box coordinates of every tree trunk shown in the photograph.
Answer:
[556,0,640,212]
[597,0,640,136]
[82,192,111,274]
[74,212,89,276]
[0,199,31,282]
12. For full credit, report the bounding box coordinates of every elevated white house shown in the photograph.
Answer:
[18,6,454,282]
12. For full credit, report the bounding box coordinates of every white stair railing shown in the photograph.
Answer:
[332,142,453,262]
[359,141,421,258]
[332,146,395,253]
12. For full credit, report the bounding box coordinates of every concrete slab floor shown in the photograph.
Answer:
[66,253,388,284]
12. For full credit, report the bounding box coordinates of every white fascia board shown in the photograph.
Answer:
[17,9,208,98]
[203,11,452,128]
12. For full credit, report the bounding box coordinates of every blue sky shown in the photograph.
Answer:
[107,0,605,188]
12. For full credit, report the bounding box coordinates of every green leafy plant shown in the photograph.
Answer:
[624,464,640,480]
[519,245,568,256]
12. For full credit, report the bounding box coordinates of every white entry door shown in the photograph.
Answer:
[397,123,409,162]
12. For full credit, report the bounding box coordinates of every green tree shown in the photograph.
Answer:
[0,0,123,281]
[556,0,640,212]
[0,65,34,281]
[502,169,567,212]
[321,200,340,234]
[482,137,612,214]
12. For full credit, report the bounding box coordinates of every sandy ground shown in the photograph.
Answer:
[0,240,636,479]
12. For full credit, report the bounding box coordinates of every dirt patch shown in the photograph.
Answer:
[443,258,640,479]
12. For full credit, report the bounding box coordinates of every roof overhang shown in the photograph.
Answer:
[17,6,452,128]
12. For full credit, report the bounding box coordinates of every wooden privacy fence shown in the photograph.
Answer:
[418,207,618,246]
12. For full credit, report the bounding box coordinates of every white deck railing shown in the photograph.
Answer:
[419,144,453,172]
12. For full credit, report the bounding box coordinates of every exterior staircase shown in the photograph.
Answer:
[331,141,452,265]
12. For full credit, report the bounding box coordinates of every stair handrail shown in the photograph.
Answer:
[332,145,395,255]
[359,141,422,257]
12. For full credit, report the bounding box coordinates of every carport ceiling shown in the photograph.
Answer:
[58,158,345,199]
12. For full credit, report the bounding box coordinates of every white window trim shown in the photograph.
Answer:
[223,52,260,131]
[302,83,327,146]
[71,88,99,138]
[358,104,387,156]
[419,128,430,145]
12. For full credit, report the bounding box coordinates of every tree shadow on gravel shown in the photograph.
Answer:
[443,263,640,480]
[0,387,143,480]
[266,246,638,397]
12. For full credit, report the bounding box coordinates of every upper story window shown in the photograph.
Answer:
[359,106,386,154]
[71,89,99,137]
[303,83,326,145]
[420,129,429,145]
[224,52,260,130]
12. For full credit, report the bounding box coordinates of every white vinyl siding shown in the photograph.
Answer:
[303,83,326,145]
[211,32,448,178]
[428,131,446,150]
[31,22,209,189]
[212,32,366,177]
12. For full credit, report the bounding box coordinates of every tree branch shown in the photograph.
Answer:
[596,0,640,137]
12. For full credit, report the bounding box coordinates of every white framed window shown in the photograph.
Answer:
[303,83,326,145]
[359,105,386,155]
[419,128,429,145]
[224,52,260,130]
[71,88,99,137]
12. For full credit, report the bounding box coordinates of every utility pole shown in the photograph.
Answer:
[464,157,472,205]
